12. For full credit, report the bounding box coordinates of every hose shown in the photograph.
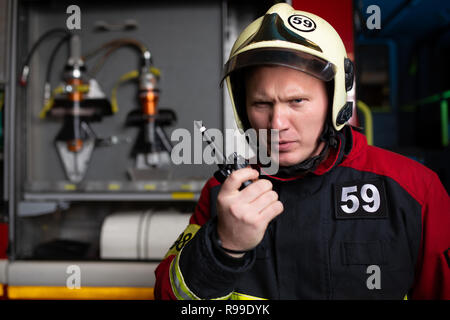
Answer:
[19,28,69,86]
[82,38,151,78]
[45,34,71,83]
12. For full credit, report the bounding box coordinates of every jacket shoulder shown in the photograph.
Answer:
[340,130,439,206]
[190,176,221,225]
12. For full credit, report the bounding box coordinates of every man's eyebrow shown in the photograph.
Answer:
[249,92,313,102]
[248,93,273,102]
[284,93,313,100]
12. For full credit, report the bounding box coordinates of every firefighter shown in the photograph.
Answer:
[155,3,450,299]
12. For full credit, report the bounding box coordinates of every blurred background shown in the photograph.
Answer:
[0,0,448,299]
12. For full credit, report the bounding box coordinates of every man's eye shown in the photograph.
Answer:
[291,98,303,104]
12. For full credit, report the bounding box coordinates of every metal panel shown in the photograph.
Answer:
[20,0,221,190]
[0,259,7,283]
[6,0,273,262]
[5,0,18,259]
[7,261,158,286]
[23,191,200,201]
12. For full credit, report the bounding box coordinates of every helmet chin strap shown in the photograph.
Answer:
[275,120,339,177]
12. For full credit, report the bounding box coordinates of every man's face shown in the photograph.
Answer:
[245,65,328,167]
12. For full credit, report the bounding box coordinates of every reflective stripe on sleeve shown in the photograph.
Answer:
[169,248,233,300]
[166,223,263,300]
[230,292,267,300]
[169,250,201,300]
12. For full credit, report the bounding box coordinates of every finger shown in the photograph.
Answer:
[220,168,259,194]
[259,200,284,224]
[239,178,273,202]
[249,190,278,213]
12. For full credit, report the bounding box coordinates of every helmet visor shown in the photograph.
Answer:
[223,47,336,82]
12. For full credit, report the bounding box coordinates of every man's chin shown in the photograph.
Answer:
[273,154,306,167]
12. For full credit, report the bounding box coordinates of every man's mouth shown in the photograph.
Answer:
[277,140,296,152]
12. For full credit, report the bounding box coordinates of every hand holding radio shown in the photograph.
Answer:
[195,121,283,257]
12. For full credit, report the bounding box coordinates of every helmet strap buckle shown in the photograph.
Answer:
[336,101,353,126]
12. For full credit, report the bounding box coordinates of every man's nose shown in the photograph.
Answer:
[270,103,289,130]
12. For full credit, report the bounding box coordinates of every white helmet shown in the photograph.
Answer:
[223,3,354,131]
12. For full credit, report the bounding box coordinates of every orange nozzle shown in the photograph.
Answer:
[140,90,159,117]
[67,139,83,152]
[68,78,83,102]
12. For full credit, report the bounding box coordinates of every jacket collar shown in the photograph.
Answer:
[260,125,357,181]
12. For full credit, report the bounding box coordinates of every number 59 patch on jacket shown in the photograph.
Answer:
[334,179,388,219]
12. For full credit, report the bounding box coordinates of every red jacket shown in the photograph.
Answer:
[155,126,450,299]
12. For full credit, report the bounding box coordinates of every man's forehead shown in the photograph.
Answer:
[248,86,309,98]
[245,64,323,84]
[245,66,322,96]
